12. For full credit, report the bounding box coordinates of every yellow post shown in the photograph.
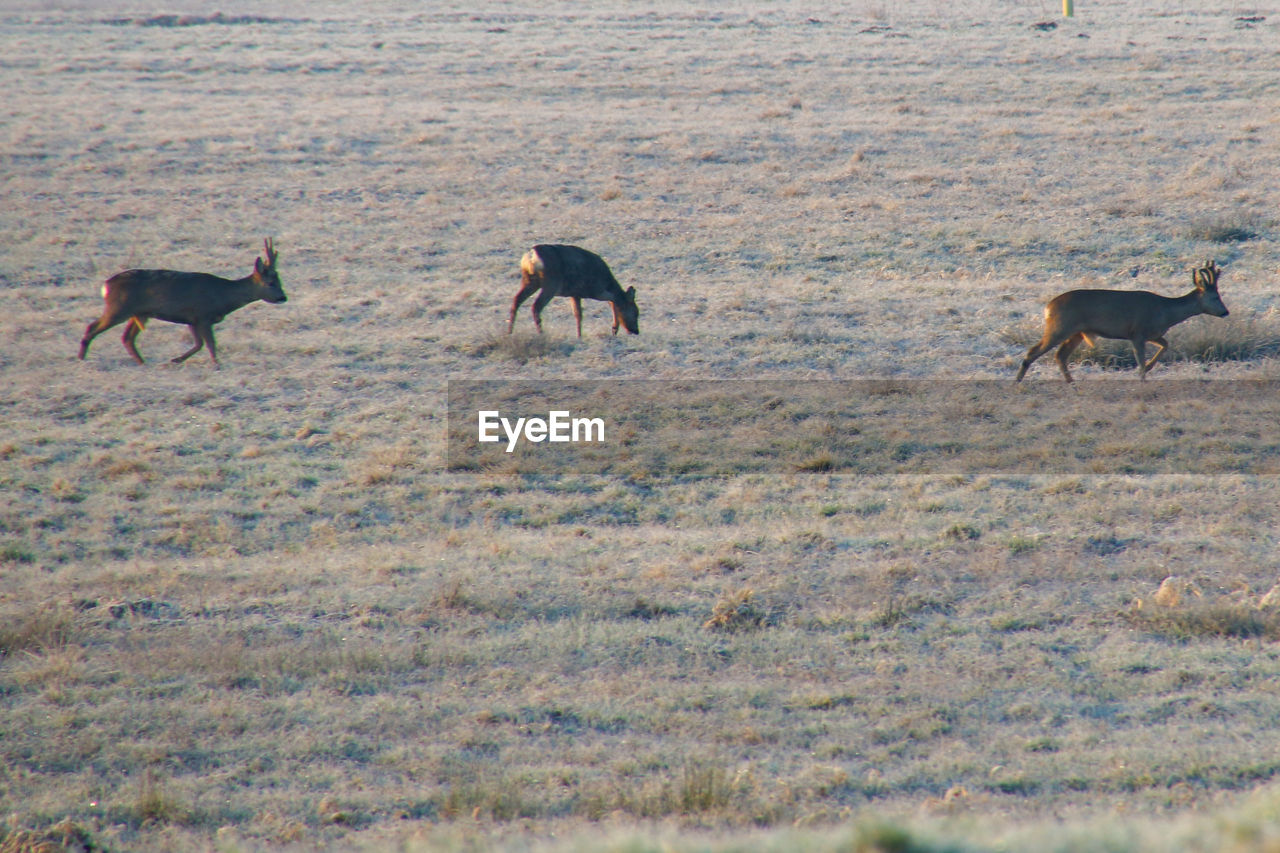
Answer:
[1063,0,1073,15]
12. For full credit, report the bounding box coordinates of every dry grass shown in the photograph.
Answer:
[4,2,1280,851]
[1127,581,1280,642]
[1186,215,1263,245]
[0,605,78,657]
[702,588,771,633]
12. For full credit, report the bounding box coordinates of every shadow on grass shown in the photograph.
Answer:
[465,333,576,364]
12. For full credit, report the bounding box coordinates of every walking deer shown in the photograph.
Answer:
[78,238,287,366]
[508,244,639,337]
[1015,260,1229,382]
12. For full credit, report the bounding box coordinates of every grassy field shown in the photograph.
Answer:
[3,1,1280,850]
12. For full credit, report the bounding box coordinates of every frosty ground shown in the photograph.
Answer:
[2,2,1280,850]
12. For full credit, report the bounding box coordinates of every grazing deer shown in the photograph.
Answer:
[508,244,639,337]
[1015,260,1229,382]
[78,238,287,366]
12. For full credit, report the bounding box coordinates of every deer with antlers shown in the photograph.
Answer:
[78,238,286,366]
[1015,260,1229,382]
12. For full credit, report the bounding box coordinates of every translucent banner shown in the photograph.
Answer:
[447,380,1280,476]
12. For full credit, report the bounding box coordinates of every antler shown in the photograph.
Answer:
[263,237,277,267]
[1195,259,1219,289]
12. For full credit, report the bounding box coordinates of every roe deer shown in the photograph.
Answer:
[1015,260,1229,382]
[508,244,639,337]
[78,238,287,366]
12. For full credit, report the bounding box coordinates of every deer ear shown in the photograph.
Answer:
[255,257,265,273]
[625,286,636,301]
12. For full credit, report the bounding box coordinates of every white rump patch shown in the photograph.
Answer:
[522,248,545,276]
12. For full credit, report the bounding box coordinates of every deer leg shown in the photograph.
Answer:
[121,317,147,365]
[203,325,220,367]
[531,290,556,334]
[610,302,622,335]
[79,314,125,360]
[171,324,205,363]
[170,323,211,364]
[1016,333,1061,382]
[1142,336,1168,375]
[571,297,583,338]
[508,284,540,333]
[1131,338,1152,379]
[1053,332,1086,383]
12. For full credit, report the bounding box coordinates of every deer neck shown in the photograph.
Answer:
[204,273,264,312]
[1163,290,1207,324]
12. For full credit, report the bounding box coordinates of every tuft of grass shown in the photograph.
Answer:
[0,541,36,564]
[795,454,836,473]
[466,333,574,363]
[869,594,951,630]
[625,597,681,620]
[703,588,769,633]
[1169,315,1280,363]
[435,578,467,610]
[676,761,735,814]
[1026,736,1061,753]
[1126,600,1280,642]
[849,820,971,853]
[440,774,522,821]
[854,500,887,517]
[352,443,418,486]
[49,478,84,503]
[0,820,104,853]
[0,604,77,657]
[577,760,744,822]
[129,770,191,827]
[1187,217,1259,244]
[1005,534,1043,555]
[316,796,366,828]
[944,522,981,541]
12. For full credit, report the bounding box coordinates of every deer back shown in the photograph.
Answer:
[529,244,626,301]
[1047,283,1223,342]
[1045,289,1175,341]
[103,240,285,325]
[106,270,281,324]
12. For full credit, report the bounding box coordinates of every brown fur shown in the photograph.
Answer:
[508,244,638,337]
[1016,260,1228,382]
[78,238,286,366]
